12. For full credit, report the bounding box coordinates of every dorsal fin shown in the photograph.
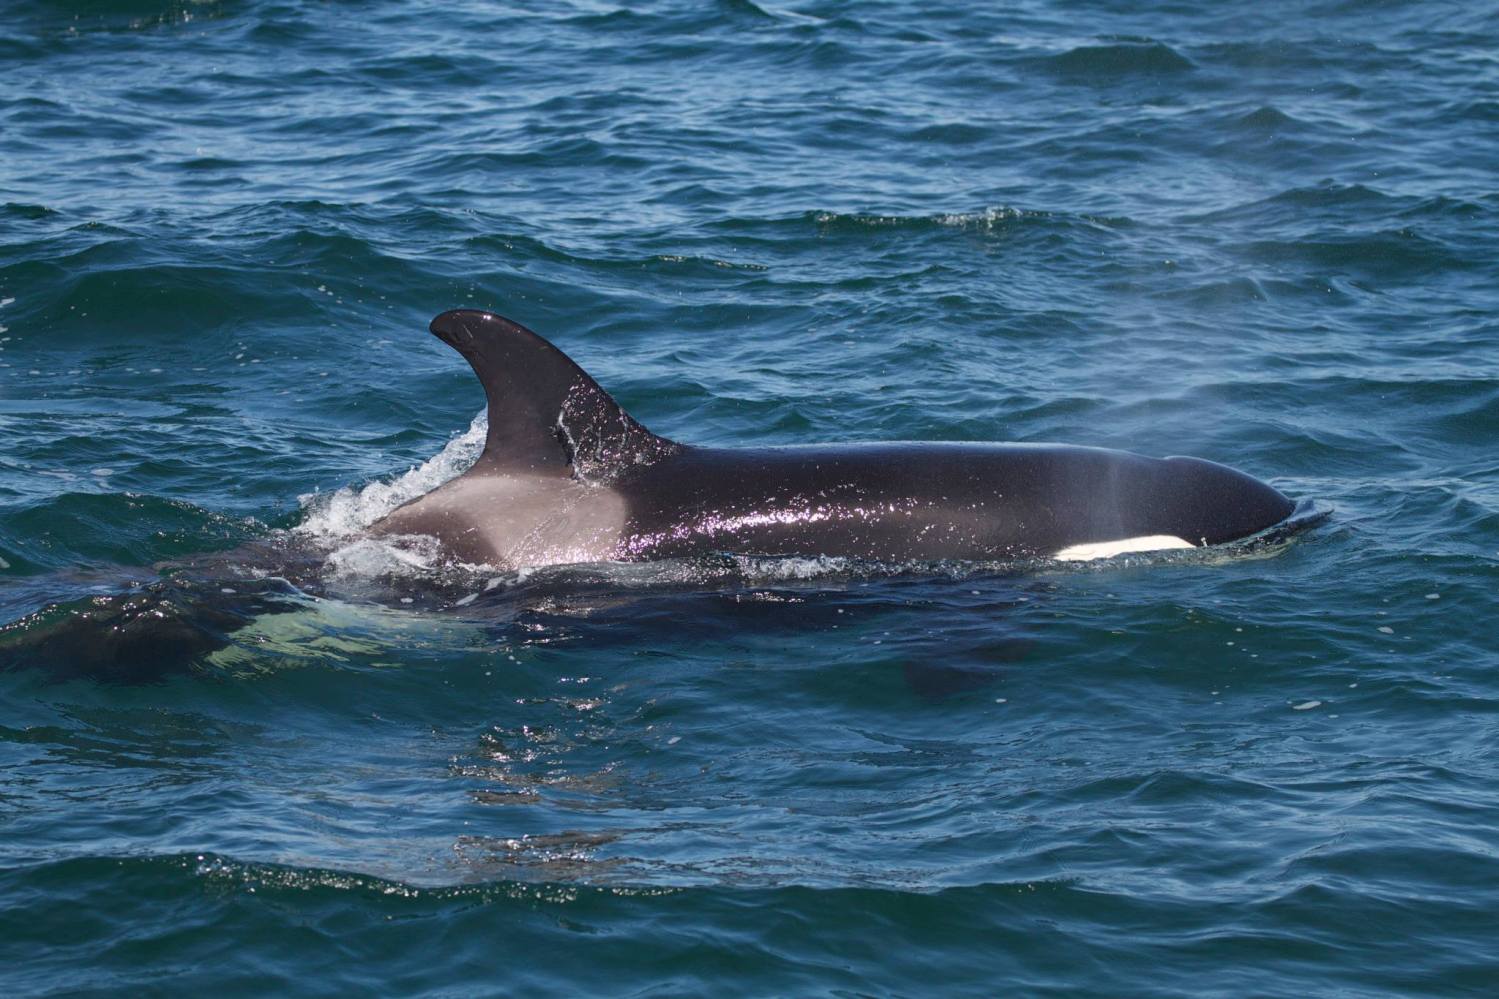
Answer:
[430,309,676,478]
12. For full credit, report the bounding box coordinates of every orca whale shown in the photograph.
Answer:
[368,310,1297,568]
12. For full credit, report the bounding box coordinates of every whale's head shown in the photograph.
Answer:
[1151,455,1296,546]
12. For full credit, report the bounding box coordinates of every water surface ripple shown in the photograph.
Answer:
[2,1,1497,995]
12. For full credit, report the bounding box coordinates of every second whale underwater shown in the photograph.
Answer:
[368,310,1299,569]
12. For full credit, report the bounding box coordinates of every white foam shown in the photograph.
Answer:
[1053,535,1196,562]
[937,206,1025,228]
[323,534,447,581]
[296,412,487,542]
[735,555,854,580]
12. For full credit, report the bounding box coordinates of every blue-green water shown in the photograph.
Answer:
[3,1,1498,994]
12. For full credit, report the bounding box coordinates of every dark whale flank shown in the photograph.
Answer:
[614,444,1294,561]
[369,310,1296,567]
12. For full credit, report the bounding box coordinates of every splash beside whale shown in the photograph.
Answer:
[367,310,1297,568]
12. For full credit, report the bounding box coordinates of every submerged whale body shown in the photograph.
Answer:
[368,310,1297,569]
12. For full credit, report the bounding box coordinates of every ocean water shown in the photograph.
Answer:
[3,0,1498,994]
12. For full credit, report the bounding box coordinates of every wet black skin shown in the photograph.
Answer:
[611,442,1295,561]
[412,309,1296,564]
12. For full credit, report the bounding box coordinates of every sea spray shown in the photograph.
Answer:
[295,413,487,543]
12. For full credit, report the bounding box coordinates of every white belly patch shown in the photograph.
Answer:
[1053,534,1197,562]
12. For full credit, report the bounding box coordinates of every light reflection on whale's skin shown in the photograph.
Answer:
[612,442,1295,564]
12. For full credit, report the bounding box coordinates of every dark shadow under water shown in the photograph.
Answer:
[0,500,1328,691]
